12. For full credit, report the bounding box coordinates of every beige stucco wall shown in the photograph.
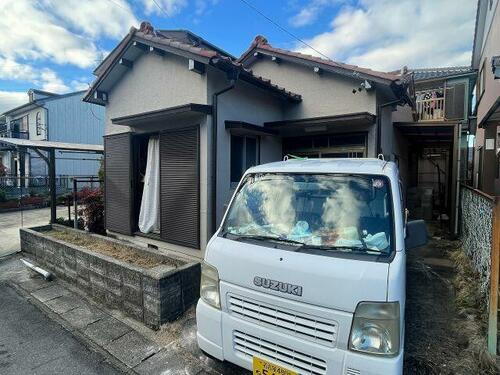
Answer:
[104,52,208,136]
[247,58,377,120]
[208,68,285,225]
[477,0,500,125]
[103,51,212,258]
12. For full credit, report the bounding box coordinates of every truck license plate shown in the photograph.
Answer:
[253,357,297,375]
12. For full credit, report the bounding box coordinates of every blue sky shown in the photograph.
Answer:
[0,0,477,113]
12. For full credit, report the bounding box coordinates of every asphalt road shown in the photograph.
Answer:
[0,283,122,375]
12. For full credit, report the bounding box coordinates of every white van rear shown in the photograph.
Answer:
[196,158,427,375]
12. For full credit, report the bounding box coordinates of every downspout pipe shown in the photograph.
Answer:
[211,74,239,236]
[376,98,402,157]
[454,122,463,235]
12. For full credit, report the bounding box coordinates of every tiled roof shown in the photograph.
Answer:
[238,36,402,82]
[88,23,301,103]
[406,66,475,81]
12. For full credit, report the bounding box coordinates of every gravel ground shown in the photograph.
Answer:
[403,227,499,374]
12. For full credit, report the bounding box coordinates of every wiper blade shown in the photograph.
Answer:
[226,233,305,246]
[296,244,383,253]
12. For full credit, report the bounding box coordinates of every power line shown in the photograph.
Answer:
[150,0,182,29]
[152,0,170,16]
[237,0,331,61]
[103,0,133,13]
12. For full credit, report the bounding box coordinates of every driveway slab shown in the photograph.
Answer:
[44,294,85,314]
[31,284,70,302]
[105,330,160,368]
[84,317,132,347]
[134,346,204,375]
[61,305,106,329]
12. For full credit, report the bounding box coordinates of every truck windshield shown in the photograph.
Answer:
[221,173,394,256]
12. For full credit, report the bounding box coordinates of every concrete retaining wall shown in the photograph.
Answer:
[20,224,200,329]
[459,186,494,298]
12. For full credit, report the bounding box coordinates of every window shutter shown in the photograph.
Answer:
[445,83,465,120]
[159,127,200,249]
[104,133,133,235]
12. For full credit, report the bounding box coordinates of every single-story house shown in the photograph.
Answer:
[87,22,471,259]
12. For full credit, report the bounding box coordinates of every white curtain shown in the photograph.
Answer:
[138,136,160,233]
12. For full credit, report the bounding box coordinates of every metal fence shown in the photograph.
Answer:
[0,175,99,213]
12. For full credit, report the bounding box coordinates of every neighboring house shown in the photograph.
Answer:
[84,22,415,259]
[392,66,476,231]
[0,89,104,182]
[471,0,500,195]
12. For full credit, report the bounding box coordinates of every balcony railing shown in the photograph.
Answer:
[0,130,29,139]
[416,96,445,121]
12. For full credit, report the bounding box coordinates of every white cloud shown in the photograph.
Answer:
[289,0,340,27]
[0,0,139,99]
[142,0,188,16]
[0,58,70,94]
[294,0,476,71]
[0,91,28,114]
[0,58,38,82]
[41,0,139,39]
[39,70,70,93]
[70,79,92,91]
[0,0,138,69]
[0,1,98,68]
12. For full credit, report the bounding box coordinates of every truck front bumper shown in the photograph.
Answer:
[196,299,403,375]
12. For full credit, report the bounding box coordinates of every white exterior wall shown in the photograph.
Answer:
[4,107,48,178]
[5,107,47,141]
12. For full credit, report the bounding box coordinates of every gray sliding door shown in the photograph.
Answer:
[104,133,133,235]
[159,127,200,249]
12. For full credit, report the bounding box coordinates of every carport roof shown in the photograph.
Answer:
[0,138,103,152]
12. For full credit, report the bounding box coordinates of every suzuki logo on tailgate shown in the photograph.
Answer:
[253,276,303,296]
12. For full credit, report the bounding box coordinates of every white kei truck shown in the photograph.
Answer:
[196,158,428,375]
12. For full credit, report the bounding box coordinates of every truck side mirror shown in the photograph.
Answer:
[405,220,428,250]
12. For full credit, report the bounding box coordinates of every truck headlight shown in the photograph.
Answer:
[200,261,220,309]
[349,302,400,356]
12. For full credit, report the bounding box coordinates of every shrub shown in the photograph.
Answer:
[0,189,6,203]
[55,216,84,230]
[79,188,105,234]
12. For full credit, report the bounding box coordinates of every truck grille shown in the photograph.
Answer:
[234,330,327,375]
[228,295,337,346]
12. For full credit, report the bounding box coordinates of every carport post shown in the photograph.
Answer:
[48,149,56,224]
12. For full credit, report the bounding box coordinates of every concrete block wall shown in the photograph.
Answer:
[20,225,201,330]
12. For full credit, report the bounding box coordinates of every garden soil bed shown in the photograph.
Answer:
[46,229,177,269]
[20,224,201,329]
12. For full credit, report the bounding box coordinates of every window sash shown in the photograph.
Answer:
[230,135,259,183]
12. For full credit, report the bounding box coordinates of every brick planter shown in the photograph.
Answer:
[20,224,200,330]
